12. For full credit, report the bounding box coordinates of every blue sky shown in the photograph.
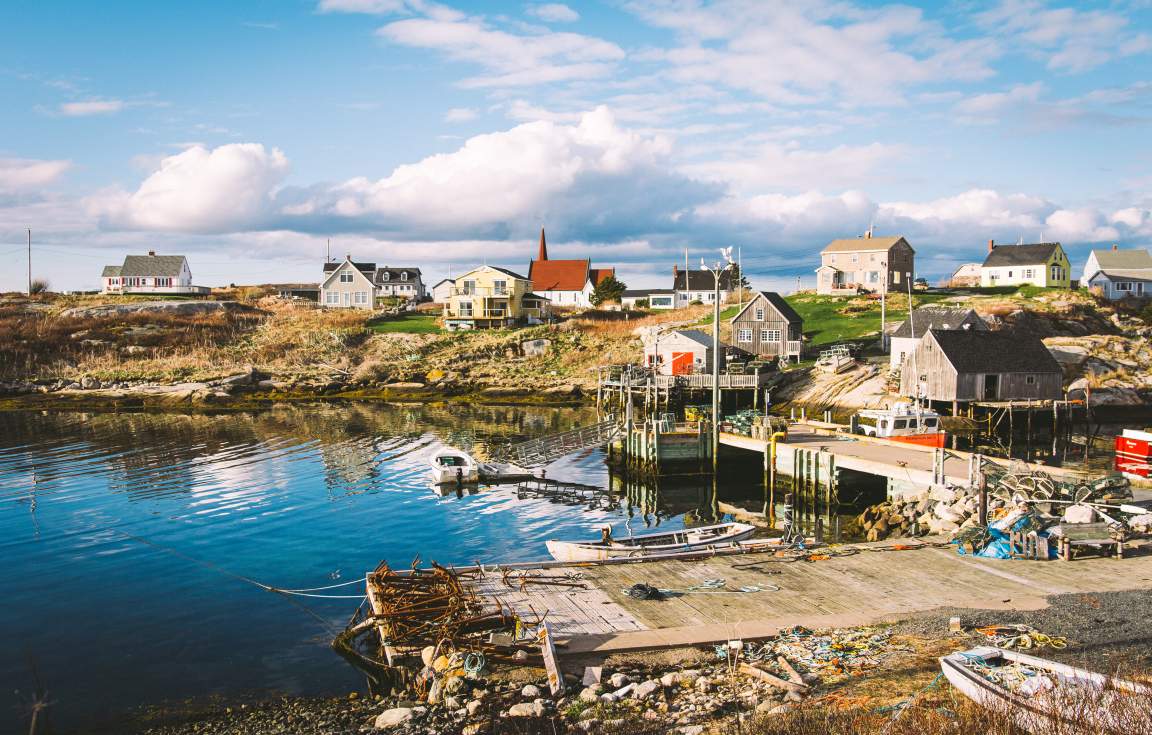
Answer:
[1,0,1150,291]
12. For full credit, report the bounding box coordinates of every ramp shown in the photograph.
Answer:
[498,418,621,468]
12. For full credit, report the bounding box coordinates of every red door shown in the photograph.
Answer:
[670,352,693,375]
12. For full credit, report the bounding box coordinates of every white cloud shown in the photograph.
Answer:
[623,0,996,106]
[881,189,1051,231]
[526,3,579,23]
[59,99,124,116]
[953,83,1044,123]
[976,0,1150,73]
[377,14,623,87]
[684,141,905,193]
[317,0,409,13]
[0,158,72,191]
[444,107,478,122]
[88,144,289,232]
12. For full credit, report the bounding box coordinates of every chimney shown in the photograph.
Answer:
[864,230,872,239]
[1112,243,1119,251]
[988,239,995,253]
[538,228,548,261]
[148,250,156,256]
[673,263,679,278]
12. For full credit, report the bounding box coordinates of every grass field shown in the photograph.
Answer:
[366,313,441,333]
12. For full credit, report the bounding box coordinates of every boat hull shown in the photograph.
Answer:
[430,467,479,484]
[546,524,757,562]
[883,431,947,448]
[1115,430,1152,480]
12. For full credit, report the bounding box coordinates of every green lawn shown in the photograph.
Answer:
[366,313,441,334]
[785,292,950,346]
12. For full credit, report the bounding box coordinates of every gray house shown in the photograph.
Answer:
[730,291,803,361]
[375,267,425,301]
[900,329,1062,406]
[321,258,378,309]
[889,306,987,370]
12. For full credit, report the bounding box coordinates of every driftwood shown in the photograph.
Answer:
[739,663,809,695]
[776,656,805,686]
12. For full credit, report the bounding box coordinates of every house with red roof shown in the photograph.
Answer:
[527,229,615,308]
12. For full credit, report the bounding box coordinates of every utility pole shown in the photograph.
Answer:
[27,228,32,295]
[879,258,887,351]
[326,238,331,263]
[702,248,735,473]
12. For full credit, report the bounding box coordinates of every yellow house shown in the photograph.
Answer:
[980,241,1071,288]
[442,265,550,330]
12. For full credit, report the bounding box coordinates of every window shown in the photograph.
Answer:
[923,417,938,428]
[383,271,390,280]
[737,329,753,343]
[869,271,879,283]
[893,271,901,284]
[1007,270,1013,278]
[494,280,507,295]
[325,291,338,304]
[458,301,473,316]
[762,329,781,342]
[401,272,408,281]
[1051,265,1064,281]
[462,280,475,295]
[339,272,354,283]
[354,291,368,304]
[754,308,765,321]
[851,254,859,263]
[1025,375,1036,385]
[893,419,908,430]
[1116,281,1134,292]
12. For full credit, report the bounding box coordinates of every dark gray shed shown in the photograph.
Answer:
[900,329,1063,403]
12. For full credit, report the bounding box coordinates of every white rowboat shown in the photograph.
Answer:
[545,522,757,562]
[940,646,1152,735]
[429,448,479,484]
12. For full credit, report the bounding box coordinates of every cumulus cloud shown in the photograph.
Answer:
[684,141,904,193]
[0,158,72,191]
[88,144,289,232]
[526,3,579,23]
[58,99,124,116]
[287,106,712,241]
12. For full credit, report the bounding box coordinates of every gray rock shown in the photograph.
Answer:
[373,707,414,728]
[633,680,661,699]
[506,701,546,718]
[466,700,482,716]
[521,684,542,699]
[579,686,601,703]
[608,673,631,688]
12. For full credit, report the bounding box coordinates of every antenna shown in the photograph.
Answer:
[326,238,331,263]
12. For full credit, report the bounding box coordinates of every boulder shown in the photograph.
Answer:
[929,486,957,504]
[608,673,631,688]
[374,707,414,729]
[521,684,541,699]
[579,686,601,703]
[633,680,662,699]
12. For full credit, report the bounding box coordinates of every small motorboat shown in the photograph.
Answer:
[429,448,479,484]
[854,402,946,448]
[545,522,757,562]
[939,646,1152,734]
[429,447,534,485]
[815,345,855,374]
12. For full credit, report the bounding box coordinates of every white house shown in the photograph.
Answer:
[888,306,987,370]
[1081,246,1152,299]
[642,329,726,375]
[101,252,208,294]
[620,289,675,310]
[673,266,736,307]
[527,229,615,308]
[320,257,378,309]
[431,278,455,304]
[980,241,1071,288]
[375,267,425,301]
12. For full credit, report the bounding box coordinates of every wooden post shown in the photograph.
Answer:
[978,466,987,527]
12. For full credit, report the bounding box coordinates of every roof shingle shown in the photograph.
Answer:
[930,329,1061,374]
[118,255,188,277]
[892,307,985,339]
[982,243,1061,268]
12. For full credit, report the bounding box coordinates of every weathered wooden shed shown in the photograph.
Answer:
[889,306,987,370]
[643,329,724,376]
[730,291,804,361]
[900,328,1063,404]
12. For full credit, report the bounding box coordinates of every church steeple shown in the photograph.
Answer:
[537,227,548,261]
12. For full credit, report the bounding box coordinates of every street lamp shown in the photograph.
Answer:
[701,247,735,472]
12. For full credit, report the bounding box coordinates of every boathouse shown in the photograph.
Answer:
[900,328,1062,405]
[644,329,725,375]
[889,306,986,369]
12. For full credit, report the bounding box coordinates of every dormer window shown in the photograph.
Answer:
[383,271,390,281]
[401,272,408,281]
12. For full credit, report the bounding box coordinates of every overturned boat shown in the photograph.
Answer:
[545,522,757,562]
[940,646,1152,734]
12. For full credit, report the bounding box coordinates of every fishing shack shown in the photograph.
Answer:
[900,328,1063,409]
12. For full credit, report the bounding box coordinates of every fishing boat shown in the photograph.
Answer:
[939,646,1152,734]
[1115,428,1152,481]
[815,345,855,374]
[545,522,757,562]
[429,448,480,484]
[853,402,946,448]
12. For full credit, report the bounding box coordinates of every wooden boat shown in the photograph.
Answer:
[854,403,946,448]
[815,346,854,374]
[545,522,757,562]
[939,646,1152,734]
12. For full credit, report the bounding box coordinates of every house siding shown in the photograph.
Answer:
[817,238,915,295]
[901,332,1062,402]
[321,262,376,310]
[442,266,546,329]
[730,293,802,358]
[980,246,1071,288]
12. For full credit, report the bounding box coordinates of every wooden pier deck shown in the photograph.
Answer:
[468,540,1152,656]
[721,427,1087,494]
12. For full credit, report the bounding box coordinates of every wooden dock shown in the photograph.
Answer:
[464,540,1152,656]
[721,426,1088,498]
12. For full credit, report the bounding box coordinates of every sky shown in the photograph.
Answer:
[1,0,1151,292]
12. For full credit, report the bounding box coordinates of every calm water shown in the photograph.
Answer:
[0,403,739,731]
